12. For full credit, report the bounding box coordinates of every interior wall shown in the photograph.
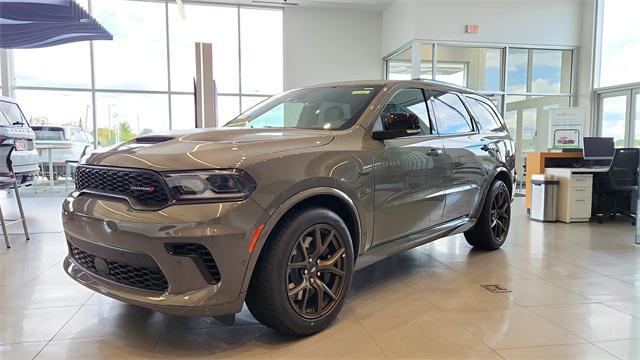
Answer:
[283,7,383,90]
[382,0,584,56]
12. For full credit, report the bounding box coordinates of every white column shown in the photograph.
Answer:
[195,42,218,128]
[410,42,422,80]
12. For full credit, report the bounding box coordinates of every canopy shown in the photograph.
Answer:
[0,0,112,49]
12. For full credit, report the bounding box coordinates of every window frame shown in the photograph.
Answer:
[429,90,477,136]
[369,86,436,138]
[463,94,506,133]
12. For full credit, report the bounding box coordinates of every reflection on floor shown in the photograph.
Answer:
[1,197,639,359]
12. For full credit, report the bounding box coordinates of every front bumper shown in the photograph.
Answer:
[62,193,267,316]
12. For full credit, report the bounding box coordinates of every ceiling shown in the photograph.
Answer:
[198,0,395,12]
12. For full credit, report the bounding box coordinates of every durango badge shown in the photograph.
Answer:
[130,185,155,192]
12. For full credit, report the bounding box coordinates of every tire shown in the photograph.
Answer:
[464,179,511,250]
[246,207,354,336]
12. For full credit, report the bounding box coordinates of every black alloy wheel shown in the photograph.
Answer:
[490,186,510,241]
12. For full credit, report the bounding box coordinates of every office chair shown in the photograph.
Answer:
[597,148,639,225]
[0,145,30,248]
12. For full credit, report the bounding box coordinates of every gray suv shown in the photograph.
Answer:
[62,80,515,336]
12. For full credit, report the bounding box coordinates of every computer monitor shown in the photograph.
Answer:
[583,137,615,160]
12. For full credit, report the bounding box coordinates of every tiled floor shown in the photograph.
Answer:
[1,196,639,359]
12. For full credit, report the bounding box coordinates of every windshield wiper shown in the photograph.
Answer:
[12,121,25,126]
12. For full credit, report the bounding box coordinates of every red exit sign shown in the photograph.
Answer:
[466,24,479,34]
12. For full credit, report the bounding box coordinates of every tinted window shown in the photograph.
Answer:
[33,126,65,141]
[431,91,473,134]
[376,88,431,135]
[0,101,27,127]
[70,128,86,142]
[226,86,382,130]
[466,97,503,132]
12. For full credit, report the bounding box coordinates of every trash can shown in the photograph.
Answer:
[530,174,559,222]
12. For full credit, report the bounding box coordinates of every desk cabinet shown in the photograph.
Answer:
[545,168,592,223]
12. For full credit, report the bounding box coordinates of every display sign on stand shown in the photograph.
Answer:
[548,108,586,149]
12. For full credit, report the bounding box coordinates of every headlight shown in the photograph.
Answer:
[163,169,256,202]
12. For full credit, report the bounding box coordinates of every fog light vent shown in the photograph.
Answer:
[166,243,221,284]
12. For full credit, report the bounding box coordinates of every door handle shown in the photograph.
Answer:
[426,148,440,157]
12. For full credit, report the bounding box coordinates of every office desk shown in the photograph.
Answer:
[525,152,584,210]
[545,168,604,223]
[568,167,610,173]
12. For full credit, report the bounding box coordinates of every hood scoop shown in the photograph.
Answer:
[135,136,174,144]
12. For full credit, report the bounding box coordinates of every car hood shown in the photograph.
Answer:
[83,128,335,171]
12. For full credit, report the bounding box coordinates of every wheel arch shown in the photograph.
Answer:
[239,187,362,294]
[469,167,514,221]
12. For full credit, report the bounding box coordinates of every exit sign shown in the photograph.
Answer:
[466,24,479,34]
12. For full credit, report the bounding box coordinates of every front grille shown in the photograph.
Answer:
[75,166,171,208]
[166,243,221,284]
[70,244,168,293]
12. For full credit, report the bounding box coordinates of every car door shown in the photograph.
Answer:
[430,90,487,222]
[371,88,447,246]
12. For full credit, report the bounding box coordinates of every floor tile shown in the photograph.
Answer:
[268,310,384,359]
[358,307,491,358]
[445,307,585,349]
[0,341,47,360]
[549,275,640,301]
[35,337,156,360]
[1,284,92,310]
[594,339,640,360]
[0,307,78,344]
[529,303,640,342]
[604,299,640,319]
[498,343,617,359]
[54,303,166,341]
[156,325,271,359]
[504,278,594,306]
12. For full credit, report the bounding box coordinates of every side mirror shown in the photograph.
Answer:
[372,112,421,140]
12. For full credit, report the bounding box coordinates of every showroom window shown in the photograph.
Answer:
[598,0,640,87]
[593,0,640,148]
[385,42,575,182]
[2,0,284,148]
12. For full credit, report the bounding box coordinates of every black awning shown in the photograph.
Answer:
[0,0,112,49]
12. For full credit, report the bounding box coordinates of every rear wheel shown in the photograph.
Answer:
[464,179,511,250]
[246,207,354,336]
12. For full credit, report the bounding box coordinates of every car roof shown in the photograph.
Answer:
[0,95,17,103]
[303,79,480,95]
[31,125,79,129]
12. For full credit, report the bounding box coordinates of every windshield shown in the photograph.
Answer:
[33,127,65,141]
[0,101,28,127]
[225,85,382,130]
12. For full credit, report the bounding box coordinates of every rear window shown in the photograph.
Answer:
[33,127,66,141]
[431,91,474,135]
[0,101,27,127]
[466,97,504,132]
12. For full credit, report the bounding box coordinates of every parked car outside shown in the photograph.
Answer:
[32,125,94,179]
[62,80,515,336]
[0,96,39,186]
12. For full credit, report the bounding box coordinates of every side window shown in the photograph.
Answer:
[70,128,83,142]
[377,88,431,135]
[466,97,503,132]
[431,91,474,135]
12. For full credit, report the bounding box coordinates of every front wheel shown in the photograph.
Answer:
[246,207,354,336]
[464,179,511,250]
